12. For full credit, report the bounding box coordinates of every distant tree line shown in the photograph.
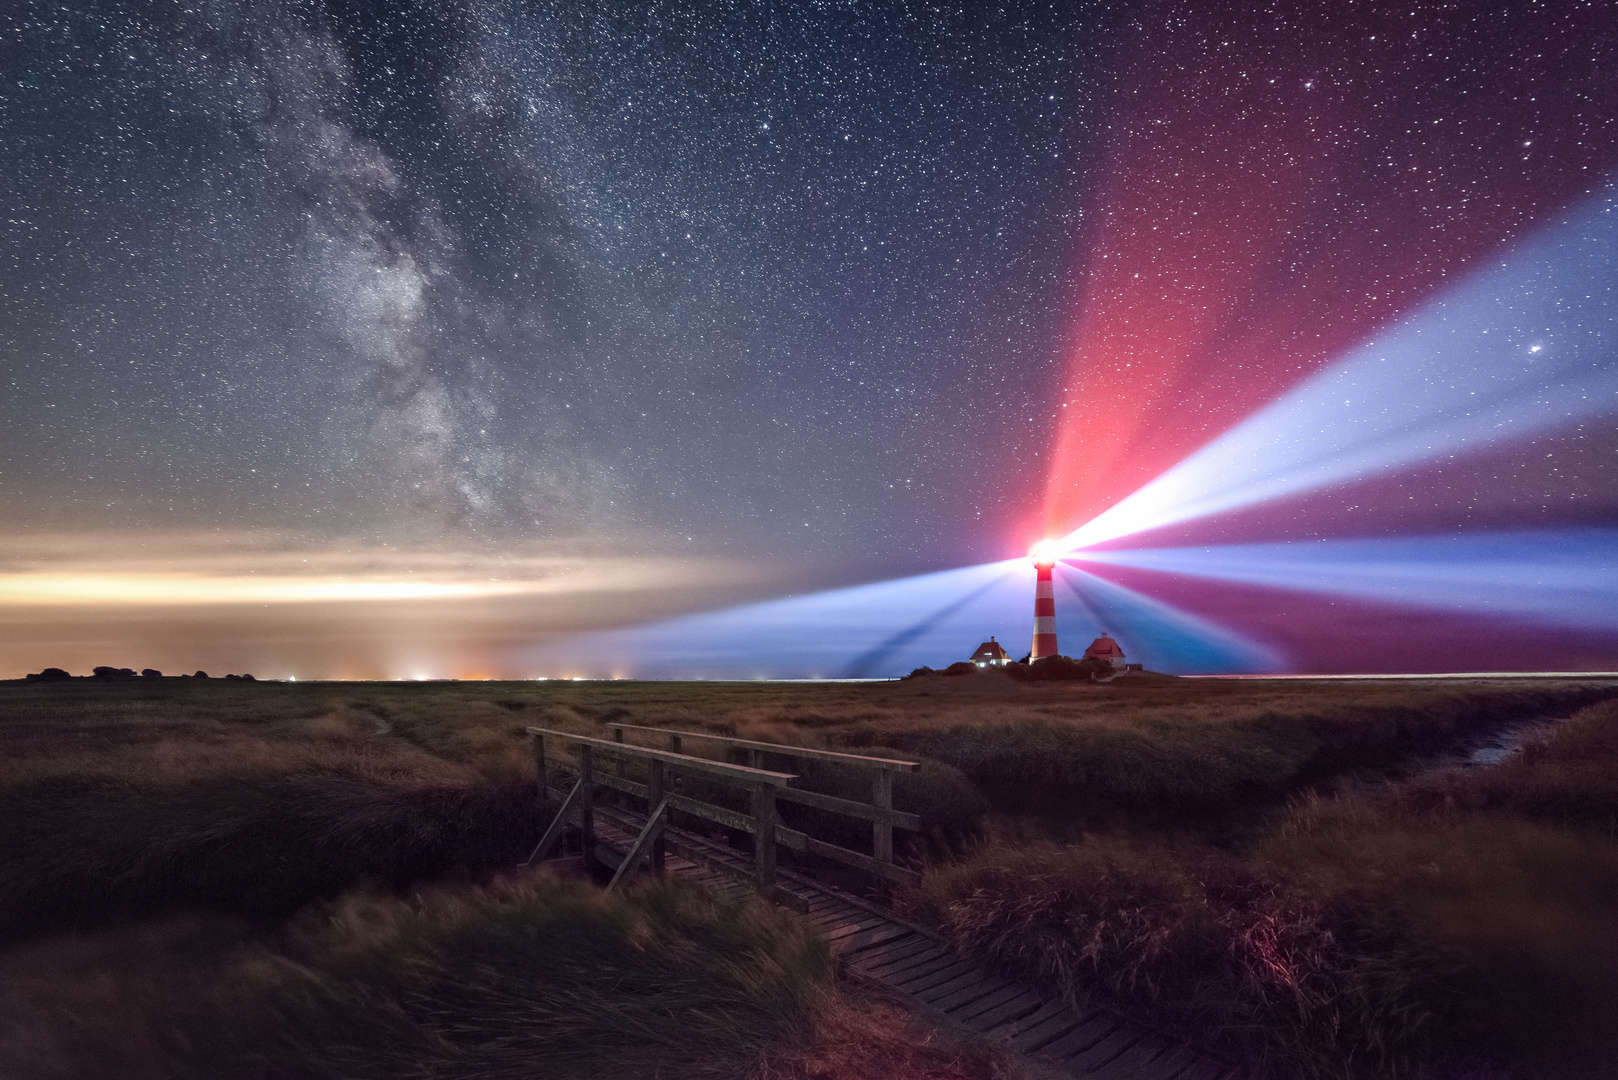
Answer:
[23,667,257,682]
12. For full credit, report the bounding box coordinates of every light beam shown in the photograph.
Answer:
[1076,529,1618,633]
[1059,183,1618,553]
[521,557,1279,678]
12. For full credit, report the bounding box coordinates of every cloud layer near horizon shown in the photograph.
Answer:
[0,532,781,679]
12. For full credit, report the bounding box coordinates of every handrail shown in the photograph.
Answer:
[526,726,796,787]
[604,722,921,772]
[525,724,921,896]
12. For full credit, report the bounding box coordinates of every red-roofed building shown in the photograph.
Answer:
[970,637,1011,668]
[1082,634,1128,670]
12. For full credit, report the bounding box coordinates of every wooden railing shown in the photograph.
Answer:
[607,723,922,886]
[523,724,923,899]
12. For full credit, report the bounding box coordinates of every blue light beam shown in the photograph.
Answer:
[1062,183,1618,551]
[526,560,1026,679]
[1057,562,1287,672]
[522,557,1280,678]
[1078,528,1618,631]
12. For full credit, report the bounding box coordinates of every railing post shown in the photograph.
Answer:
[532,732,547,804]
[648,759,666,875]
[578,744,596,867]
[611,727,626,809]
[751,783,777,897]
[872,770,893,894]
[669,733,681,754]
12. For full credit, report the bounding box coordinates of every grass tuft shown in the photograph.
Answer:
[3,873,823,1078]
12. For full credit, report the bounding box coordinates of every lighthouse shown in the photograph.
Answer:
[1031,543,1059,661]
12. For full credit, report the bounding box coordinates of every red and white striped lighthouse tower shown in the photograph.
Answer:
[1031,543,1059,661]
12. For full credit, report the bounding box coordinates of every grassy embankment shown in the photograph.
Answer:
[3,674,1616,1077]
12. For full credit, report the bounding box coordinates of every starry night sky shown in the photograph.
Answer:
[1,0,1614,678]
[2,0,1109,567]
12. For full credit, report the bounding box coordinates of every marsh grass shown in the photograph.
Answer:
[0,682,544,938]
[0,874,827,1080]
[901,697,1618,1080]
[4,675,1616,1078]
[868,685,1618,840]
[0,872,1020,1080]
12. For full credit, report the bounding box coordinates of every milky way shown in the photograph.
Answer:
[2,0,1099,570]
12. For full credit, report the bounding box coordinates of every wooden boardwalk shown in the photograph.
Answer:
[587,812,1244,1080]
[527,724,1244,1080]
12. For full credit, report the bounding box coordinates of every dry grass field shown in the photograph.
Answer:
[1,672,1616,1079]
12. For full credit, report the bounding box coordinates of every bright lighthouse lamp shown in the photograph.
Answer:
[1029,539,1063,568]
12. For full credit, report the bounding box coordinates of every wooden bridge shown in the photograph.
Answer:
[525,724,1247,1080]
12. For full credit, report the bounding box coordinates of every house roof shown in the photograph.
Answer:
[970,638,1009,661]
[1083,635,1126,659]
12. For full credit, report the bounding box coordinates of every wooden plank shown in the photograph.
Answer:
[964,991,1047,1032]
[807,910,869,933]
[912,968,997,1005]
[1161,1058,1229,1080]
[1062,1027,1146,1074]
[752,785,777,893]
[531,734,548,812]
[776,784,922,829]
[1083,1037,1173,1079]
[984,998,1068,1040]
[527,726,796,786]
[869,952,960,988]
[592,803,652,836]
[943,981,1027,1020]
[577,745,596,864]
[1008,1010,1085,1053]
[606,723,921,771]
[521,777,583,865]
[606,798,668,890]
[801,834,920,884]
[647,759,666,875]
[1032,1013,1119,1061]
[871,771,894,889]
[833,925,915,958]
[1131,1045,1200,1080]
[593,771,650,800]
[929,977,1019,1014]
[665,791,756,834]
[809,914,863,936]
[868,948,956,981]
[847,935,937,972]
[893,959,980,994]
[660,835,757,888]
[814,910,886,933]
[822,917,894,944]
